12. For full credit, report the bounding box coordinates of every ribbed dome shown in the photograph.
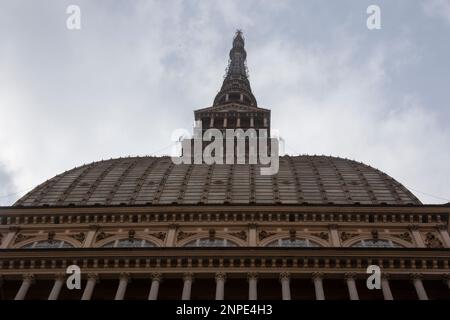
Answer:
[14,155,421,207]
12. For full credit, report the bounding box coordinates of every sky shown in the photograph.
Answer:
[0,0,449,205]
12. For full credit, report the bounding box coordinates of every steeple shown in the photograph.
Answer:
[213,30,258,107]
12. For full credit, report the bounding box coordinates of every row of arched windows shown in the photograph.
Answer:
[19,238,404,249]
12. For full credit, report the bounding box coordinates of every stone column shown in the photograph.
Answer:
[114,273,130,300]
[312,272,325,300]
[0,227,20,249]
[409,225,426,248]
[381,274,394,300]
[279,272,291,300]
[148,273,162,300]
[182,273,194,300]
[223,117,228,128]
[328,224,341,247]
[443,274,450,291]
[250,115,254,127]
[411,273,428,300]
[344,273,359,300]
[248,223,258,246]
[209,117,214,128]
[437,225,450,248]
[237,117,241,128]
[81,273,98,300]
[14,274,34,300]
[248,273,258,300]
[215,272,226,300]
[166,224,178,247]
[48,273,65,300]
[82,225,100,248]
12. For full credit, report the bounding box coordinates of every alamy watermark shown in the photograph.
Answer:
[170,121,283,175]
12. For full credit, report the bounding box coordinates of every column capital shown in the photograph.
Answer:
[279,272,291,282]
[23,273,35,283]
[151,272,162,282]
[344,272,358,280]
[87,273,99,282]
[247,223,258,229]
[381,272,390,280]
[436,224,448,231]
[8,226,21,232]
[311,272,324,280]
[183,272,194,282]
[54,273,66,281]
[119,272,130,282]
[408,224,420,231]
[215,272,226,282]
[442,273,450,281]
[89,224,101,231]
[410,273,423,281]
[328,224,338,230]
[247,272,258,281]
[168,223,179,230]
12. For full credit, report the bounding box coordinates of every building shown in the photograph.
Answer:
[0,31,449,301]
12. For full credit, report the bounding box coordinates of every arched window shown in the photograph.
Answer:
[22,240,74,249]
[102,239,156,248]
[351,239,402,248]
[184,238,237,247]
[267,238,320,247]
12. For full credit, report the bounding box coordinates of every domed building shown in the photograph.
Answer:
[0,31,449,301]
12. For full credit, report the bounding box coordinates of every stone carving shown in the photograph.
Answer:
[95,231,113,242]
[14,233,33,244]
[149,232,166,241]
[47,231,56,241]
[371,230,379,240]
[311,232,329,241]
[393,232,412,243]
[259,230,276,241]
[289,229,296,241]
[209,229,216,240]
[340,232,358,242]
[424,232,443,248]
[215,272,227,281]
[71,232,85,242]
[230,230,247,241]
[128,230,136,240]
[177,231,196,241]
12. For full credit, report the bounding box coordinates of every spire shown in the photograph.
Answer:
[213,30,257,107]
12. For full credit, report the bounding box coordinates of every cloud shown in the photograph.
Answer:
[0,162,16,206]
[422,0,450,26]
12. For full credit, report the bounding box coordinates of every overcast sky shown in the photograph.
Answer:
[0,0,449,205]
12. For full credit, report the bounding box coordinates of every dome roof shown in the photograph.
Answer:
[14,155,420,207]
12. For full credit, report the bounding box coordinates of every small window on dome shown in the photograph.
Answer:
[351,239,402,248]
[22,240,74,249]
[184,238,237,247]
[267,238,320,247]
[102,239,156,248]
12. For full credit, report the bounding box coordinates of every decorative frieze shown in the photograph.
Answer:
[259,230,276,241]
[70,232,85,242]
[392,232,413,243]
[340,232,359,242]
[311,232,329,241]
[95,231,113,242]
[177,231,196,241]
[229,230,247,241]
[14,233,33,244]
[149,232,166,241]
[424,232,443,248]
